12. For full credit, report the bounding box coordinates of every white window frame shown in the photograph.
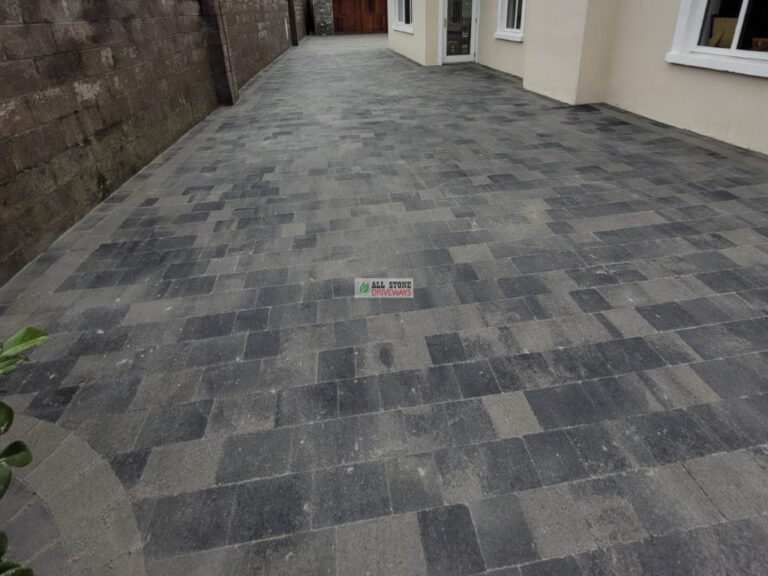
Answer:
[393,0,414,34]
[666,0,768,78]
[495,0,524,42]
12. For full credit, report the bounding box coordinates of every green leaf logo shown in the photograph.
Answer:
[359,282,370,294]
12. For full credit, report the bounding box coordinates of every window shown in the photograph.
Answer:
[496,0,525,42]
[394,0,413,33]
[667,0,768,77]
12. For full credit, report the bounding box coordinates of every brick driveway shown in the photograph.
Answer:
[3,35,768,575]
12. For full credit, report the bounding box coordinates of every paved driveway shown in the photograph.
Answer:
[3,35,768,575]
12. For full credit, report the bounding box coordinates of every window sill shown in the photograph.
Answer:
[393,24,414,35]
[494,30,523,43]
[666,51,768,79]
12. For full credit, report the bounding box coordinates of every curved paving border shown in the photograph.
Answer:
[3,414,146,576]
[0,477,65,573]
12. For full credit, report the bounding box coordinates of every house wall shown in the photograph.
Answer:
[574,0,618,104]
[476,0,524,77]
[606,0,768,155]
[521,0,589,104]
[391,0,768,156]
[424,0,439,65]
[388,0,432,65]
[0,0,294,282]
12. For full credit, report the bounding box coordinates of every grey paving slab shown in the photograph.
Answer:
[3,34,768,574]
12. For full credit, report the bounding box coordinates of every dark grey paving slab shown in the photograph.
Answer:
[418,504,486,576]
[3,34,768,574]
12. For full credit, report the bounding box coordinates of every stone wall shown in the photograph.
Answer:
[217,0,292,90]
[0,0,296,282]
[313,0,334,35]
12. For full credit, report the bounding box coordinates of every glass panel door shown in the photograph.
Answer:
[445,0,474,60]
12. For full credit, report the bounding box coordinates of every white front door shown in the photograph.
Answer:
[442,0,477,63]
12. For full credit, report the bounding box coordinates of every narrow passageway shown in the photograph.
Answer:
[3,35,768,575]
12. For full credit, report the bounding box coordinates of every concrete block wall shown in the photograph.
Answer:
[0,0,296,282]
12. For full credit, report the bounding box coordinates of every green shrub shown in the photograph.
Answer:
[0,327,49,576]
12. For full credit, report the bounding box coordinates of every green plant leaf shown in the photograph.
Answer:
[0,404,12,436]
[0,532,6,558]
[0,465,10,500]
[0,357,18,376]
[0,443,31,468]
[1,327,48,359]
[0,563,32,576]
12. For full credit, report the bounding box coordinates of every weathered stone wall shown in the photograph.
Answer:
[313,0,334,35]
[0,0,295,282]
[218,0,292,89]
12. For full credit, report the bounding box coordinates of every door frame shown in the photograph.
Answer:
[438,0,479,65]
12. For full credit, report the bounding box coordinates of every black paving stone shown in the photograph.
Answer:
[180,312,235,341]
[418,504,486,576]
[244,330,281,359]
[637,302,699,331]
[524,430,589,485]
[136,400,212,449]
[525,383,601,429]
[144,486,235,558]
[581,375,659,420]
[386,453,443,513]
[490,353,558,391]
[229,474,312,543]
[444,399,497,445]
[471,494,539,567]
[338,376,381,416]
[108,450,150,489]
[317,347,356,381]
[629,409,723,464]
[165,276,216,298]
[691,357,768,398]
[425,333,467,365]
[521,556,582,576]
[595,337,666,375]
[497,275,550,299]
[234,308,269,332]
[452,360,501,398]
[570,288,611,312]
[276,381,338,426]
[545,345,613,382]
[311,462,391,528]
[216,429,293,483]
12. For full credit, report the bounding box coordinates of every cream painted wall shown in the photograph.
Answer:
[575,0,619,103]
[388,0,426,65]
[476,0,525,77]
[606,0,768,155]
[387,0,439,66]
[522,0,589,103]
[424,0,439,65]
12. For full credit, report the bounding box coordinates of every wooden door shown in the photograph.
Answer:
[362,0,387,33]
[333,0,387,34]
